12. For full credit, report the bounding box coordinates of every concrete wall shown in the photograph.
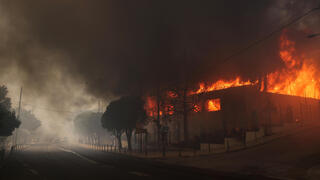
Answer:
[246,128,265,143]
[200,143,225,152]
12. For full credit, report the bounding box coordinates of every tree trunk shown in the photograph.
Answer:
[156,88,161,146]
[183,87,189,143]
[117,133,122,150]
[125,129,132,151]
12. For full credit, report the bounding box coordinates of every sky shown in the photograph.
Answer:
[0,0,320,138]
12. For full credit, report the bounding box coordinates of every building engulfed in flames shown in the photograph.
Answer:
[143,30,320,144]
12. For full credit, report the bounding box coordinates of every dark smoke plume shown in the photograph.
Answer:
[0,0,320,100]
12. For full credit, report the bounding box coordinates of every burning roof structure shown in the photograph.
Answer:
[144,30,320,144]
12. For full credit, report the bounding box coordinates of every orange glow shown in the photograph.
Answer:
[144,97,175,117]
[144,97,157,117]
[164,105,174,115]
[192,30,320,100]
[263,30,320,99]
[207,99,221,112]
[193,77,255,94]
[193,104,201,112]
[167,91,178,98]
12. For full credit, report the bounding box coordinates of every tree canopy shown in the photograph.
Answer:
[101,96,147,150]
[0,86,20,137]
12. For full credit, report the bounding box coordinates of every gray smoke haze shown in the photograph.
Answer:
[0,0,320,102]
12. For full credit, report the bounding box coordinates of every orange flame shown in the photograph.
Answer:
[144,97,175,117]
[193,30,320,100]
[146,30,320,116]
[193,77,255,94]
[264,30,320,99]
[207,99,221,112]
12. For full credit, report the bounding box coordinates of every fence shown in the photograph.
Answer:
[77,122,308,158]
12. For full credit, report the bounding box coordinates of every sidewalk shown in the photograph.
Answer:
[75,122,320,180]
[78,122,317,159]
[155,123,320,180]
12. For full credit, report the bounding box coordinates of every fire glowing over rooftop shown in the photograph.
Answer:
[145,29,320,117]
[193,30,320,100]
[262,30,320,99]
[192,77,256,95]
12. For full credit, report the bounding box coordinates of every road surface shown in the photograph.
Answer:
[0,144,277,180]
[160,123,320,179]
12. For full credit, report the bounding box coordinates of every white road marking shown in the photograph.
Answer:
[128,171,150,177]
[58,147,99,165]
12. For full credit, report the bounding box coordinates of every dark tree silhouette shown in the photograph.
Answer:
[101,96,147,151]
[0,86,20,137]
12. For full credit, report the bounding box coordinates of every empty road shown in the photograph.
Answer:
[0,144,278,180]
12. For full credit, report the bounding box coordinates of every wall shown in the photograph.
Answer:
[144,86,320,145]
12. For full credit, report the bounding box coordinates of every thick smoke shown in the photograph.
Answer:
[0,0,320,99]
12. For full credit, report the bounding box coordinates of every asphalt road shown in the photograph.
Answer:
[0,144,278,180]
[161,122,320,179]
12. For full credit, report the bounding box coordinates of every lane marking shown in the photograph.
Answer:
[58,147,99,165]
[58,146,116,169]
[128,171,150,177]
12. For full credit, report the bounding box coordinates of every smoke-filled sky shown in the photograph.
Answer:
[0,0,320,137]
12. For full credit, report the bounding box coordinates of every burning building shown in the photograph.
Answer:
[188,85,320,143]
[144,84,320,146]
[143,30,320,146]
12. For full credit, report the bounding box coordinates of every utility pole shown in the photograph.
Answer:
[98,100,100,113]
[15,87,23,146]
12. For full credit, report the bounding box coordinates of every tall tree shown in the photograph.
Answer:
[0,86,20,137]
[101,96,147,151]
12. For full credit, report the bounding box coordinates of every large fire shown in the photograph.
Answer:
[192,77,255,94]
[262,30,320,99]
[145,30,320,117]
[194,30,320,99]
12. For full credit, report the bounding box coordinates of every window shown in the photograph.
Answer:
[207,99,221,112]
